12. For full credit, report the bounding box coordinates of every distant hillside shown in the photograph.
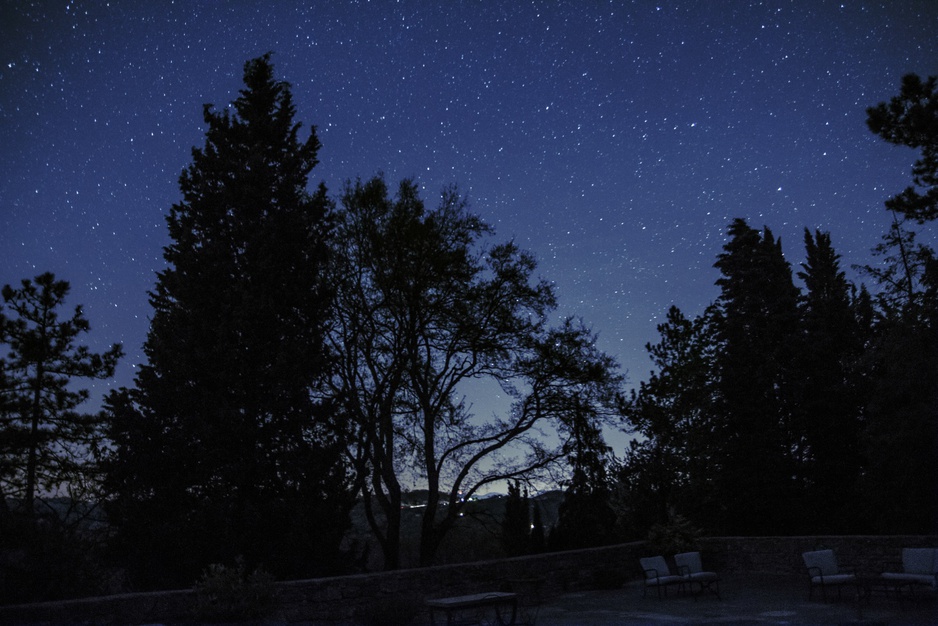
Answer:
[345,489,566,570]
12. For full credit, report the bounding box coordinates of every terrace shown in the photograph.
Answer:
[1,536,935,624]
[535,572,937,625]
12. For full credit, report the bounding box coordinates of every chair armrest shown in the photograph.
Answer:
[643,568,659,580]
[807,566,823,581]
[678,565,691,577]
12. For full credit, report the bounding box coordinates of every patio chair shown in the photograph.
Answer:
[802,549,858,601]
[639,556,684,599]
[674,551,721,600]
[881,548,938,596]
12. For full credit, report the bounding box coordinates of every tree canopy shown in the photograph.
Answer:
[866,73,938,223]
[325,175,625,568]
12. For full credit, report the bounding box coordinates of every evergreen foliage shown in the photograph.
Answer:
[858,244,938,533]
[0,273,121,603]
[550,392,618,550]
[866,73,938,223]
[621,211,936,536]
[0,273,122,515]
[711,219,803,534]
[618,305,718,534]
[101,55,352,588]
[795,229,868,531]
[860,214,934,312]
[501,481,531,557]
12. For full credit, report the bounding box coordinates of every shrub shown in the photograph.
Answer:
[193,557,275,622]
[646,514,701,555]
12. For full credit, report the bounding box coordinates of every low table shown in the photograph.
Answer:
[426,591,518,625]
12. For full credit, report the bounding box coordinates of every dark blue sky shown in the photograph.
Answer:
[2,1,936,422]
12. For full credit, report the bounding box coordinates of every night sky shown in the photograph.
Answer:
[2,1,936,435]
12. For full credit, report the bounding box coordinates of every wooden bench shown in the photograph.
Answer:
[426,591,518,625]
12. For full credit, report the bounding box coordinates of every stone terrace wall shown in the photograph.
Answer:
[698,535,938,576]
[0,542,647,625]
[1,536,934,624]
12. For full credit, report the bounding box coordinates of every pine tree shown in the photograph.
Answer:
[102,55,351,588]
[866,74,938,223]
[619,305,719,534]
[0,273,122,517]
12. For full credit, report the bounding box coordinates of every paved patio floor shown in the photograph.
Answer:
[527,573,938,625]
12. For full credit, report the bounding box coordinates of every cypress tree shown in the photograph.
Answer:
[712,218,802,534]
[501,481,531,556]
[796,230,866,531]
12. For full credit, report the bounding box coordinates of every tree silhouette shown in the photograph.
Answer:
[855,73,938,533]
[795,229,867,531]
[619,211,934,537]
[0,273,122,517]
[712,219,803,534]
[866,74,938,223]
[620,304,719,534]
[550,393,618,550]
[326,175,624,568]
[501,481,530,557]
[859,213,934,313]
[102,55,351,588]
[859,256,938,533]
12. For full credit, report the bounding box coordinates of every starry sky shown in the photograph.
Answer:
[2,1,936,436]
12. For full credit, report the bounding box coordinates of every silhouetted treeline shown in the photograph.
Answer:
[618,218,936,538]
[2,58,935,606]
[618,73,938,539]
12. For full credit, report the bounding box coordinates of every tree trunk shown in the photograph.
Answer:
[25,362,44,517]
[418,490,441,567]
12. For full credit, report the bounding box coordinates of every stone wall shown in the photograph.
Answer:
[271,541,647,624]
[1,536,934,624]
[697,535,938,576]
